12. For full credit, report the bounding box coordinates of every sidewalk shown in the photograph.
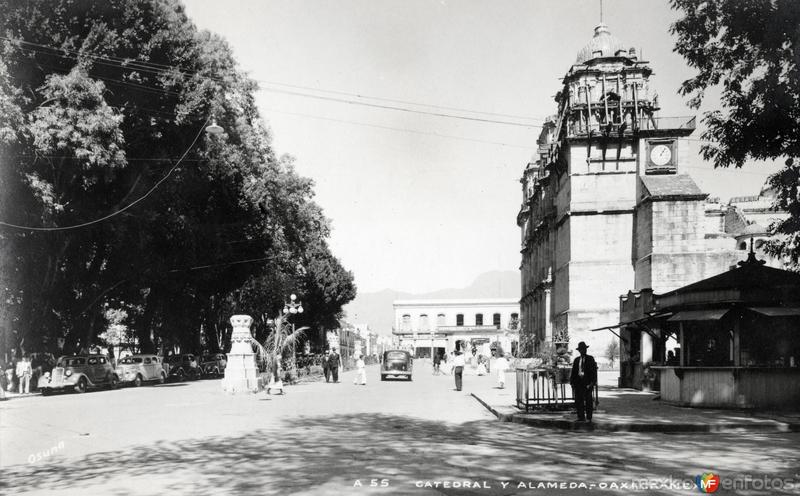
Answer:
[468,371,800,433]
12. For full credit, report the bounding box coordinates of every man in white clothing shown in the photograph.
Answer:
[453,351,466,391]
[494,352,510,388]
[353,354,366,385]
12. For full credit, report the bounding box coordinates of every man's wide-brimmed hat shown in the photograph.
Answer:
[576,341,589,350]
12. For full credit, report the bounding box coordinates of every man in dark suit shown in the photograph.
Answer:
[329,348,341,383]
[569,341,597,422]
[321,351,330,383]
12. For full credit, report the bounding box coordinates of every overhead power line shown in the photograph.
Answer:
[0,116,212,232]
[167,256,272,273]
[16,61,539,150]
[3,36,544,128]
[263,108,537,149]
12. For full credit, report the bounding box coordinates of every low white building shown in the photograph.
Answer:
[392,298,520,358]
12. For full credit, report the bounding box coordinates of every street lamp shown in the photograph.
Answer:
[205,119,224,136]
[283,294,304,316]
[282,293,304,380]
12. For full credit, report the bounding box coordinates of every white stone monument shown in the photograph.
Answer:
[222,314,261,393]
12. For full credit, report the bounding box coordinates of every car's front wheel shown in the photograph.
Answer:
[176,369,185,382]
[158,372,166,384]
[74,377,87,394]
[133,375,142,387]
[109,374,119,390]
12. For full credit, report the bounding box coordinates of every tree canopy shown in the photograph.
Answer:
[0,0,355,357]
[670,0,800,265]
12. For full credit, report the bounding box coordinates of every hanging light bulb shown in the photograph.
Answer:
[205,119,224,136]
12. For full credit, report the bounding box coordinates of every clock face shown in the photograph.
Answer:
[650,144,673,166]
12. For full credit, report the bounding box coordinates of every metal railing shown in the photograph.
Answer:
[515,367,599,412]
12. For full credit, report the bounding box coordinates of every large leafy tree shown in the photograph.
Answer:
[0,0,355,356]
[670,0,800,265]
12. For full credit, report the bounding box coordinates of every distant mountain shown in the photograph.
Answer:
[343,270,520,335]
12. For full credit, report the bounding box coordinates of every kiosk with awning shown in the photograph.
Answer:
[609,251,800,409]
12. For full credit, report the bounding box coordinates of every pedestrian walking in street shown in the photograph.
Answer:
[353,354,366,385]
[494,352,509,388]
[329,348,342,383]
[453,351,465,391]
[322,350,331,383]
[569,341,597,422]
[16,356,32,394]
[432,353,441,375]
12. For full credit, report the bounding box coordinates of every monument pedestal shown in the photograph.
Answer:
[222,314,261,394]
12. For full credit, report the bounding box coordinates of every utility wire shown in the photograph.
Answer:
[167,256,272,273]
[4,37,543,128]
[10,36,545,121]
[0,116,212,232]
[263,108,538,149]
[14,62,539,149]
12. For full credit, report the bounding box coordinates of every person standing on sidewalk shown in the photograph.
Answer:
[329,348,342,383]
[353,354,366,385]
[16,356,32,394]
[494,352,510,388]
[569,342,597,422]
[322,350,331,383]
[453,351,466,391]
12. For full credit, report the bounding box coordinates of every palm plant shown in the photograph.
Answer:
[257,316,309,382]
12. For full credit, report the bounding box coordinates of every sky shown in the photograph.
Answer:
[182,0,781,294]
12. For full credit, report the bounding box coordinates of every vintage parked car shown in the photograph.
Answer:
[381,350,413,381]
[40,354,119,395]
[200,353,227,378]
[115,354,166,386]
[164,354,201,382]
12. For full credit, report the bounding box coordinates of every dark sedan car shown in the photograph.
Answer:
[380,350,413,381]
[164,354,201,382]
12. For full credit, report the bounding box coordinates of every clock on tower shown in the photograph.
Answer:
[646,140,676,174]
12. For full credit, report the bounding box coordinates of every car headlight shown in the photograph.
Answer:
[65,370,73,377]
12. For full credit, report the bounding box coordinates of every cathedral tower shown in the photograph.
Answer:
[518,24,696,360]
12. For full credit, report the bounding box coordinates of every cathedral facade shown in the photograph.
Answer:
[517,24,786,364]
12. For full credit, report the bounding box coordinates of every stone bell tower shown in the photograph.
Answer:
[518,24,696,361]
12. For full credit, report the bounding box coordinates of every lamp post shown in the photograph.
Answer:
[282,293,304,379]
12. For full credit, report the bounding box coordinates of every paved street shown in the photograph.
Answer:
[2,364,800,495]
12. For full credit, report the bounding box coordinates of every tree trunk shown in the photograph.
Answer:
[135,287,159,353]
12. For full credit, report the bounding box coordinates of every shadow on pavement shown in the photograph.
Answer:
[1,413,798,495]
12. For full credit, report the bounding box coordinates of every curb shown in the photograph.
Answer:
[470,393,515,422]
[471,393,800,433]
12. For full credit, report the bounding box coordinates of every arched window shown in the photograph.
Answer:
[401,314,411,331]
[419,314,429,332]
[456,314,464,326]
[493,313,501,328]
[475,314,483,326]
[738,241,747,250]
[437,314,446,326]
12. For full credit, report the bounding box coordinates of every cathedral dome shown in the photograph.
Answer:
[576,24,627,64]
